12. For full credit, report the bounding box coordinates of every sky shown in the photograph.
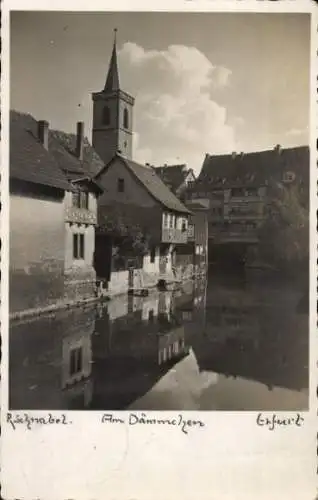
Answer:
[10,12,310,174]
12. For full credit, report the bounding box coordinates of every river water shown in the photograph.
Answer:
[9,269,309,411]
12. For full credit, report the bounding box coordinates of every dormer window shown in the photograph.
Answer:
[72,191,89,209]
[102,106,110,126]
[123,108,129,129]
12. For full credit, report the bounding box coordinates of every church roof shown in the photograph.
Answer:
[10,110,104,193]
[104,31,120,92]
[96,155,191,214]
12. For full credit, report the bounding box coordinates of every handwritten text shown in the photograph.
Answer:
[101,412,205,434]
[256,412,304,431]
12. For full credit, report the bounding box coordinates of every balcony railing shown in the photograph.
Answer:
[65,207,97,225]
[161,228,188,244]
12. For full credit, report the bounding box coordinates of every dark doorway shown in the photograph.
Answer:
[94,234,112,281]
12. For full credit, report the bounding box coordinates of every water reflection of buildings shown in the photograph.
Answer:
[91,291,190,409]
[10,289,191,410]
[61,309,95,409]
[187,279,308,393]
[9,307,97,410]
[9,275,308,410]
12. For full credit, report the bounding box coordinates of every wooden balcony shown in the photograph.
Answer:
[161,228,188,244]
[65,207,97,225]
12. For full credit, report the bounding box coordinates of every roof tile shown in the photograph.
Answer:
[121,157,191,214]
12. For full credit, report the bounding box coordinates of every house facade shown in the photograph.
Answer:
[186,201,209,275]
[184,145,309,259]
[94,155,191,295]
[10,111,103,314]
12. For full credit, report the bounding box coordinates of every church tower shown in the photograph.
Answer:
[92,29,135,164]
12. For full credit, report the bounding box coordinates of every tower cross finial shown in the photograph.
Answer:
[114,28,117,44]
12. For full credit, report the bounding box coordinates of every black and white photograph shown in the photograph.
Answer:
[9,10,310,412]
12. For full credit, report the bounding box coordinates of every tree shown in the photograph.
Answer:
[258,182,309,274]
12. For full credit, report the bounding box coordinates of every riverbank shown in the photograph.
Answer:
[9,272,205,322]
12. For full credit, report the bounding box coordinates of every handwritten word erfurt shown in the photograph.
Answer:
[101,412,205,435]
[256,413,305,431]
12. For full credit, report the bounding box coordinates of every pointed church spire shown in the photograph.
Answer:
[104,28,120,92]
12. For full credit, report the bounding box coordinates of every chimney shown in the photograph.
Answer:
[38,120,49,150]
[274,144,282,154]
[231,151,236,159]
[76,122,84,161]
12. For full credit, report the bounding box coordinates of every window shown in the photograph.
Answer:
[69,347,83,376]
[182,219,187,232]
[170,215,174,228]
[150,245,156,263]
[102,106,110,126]
[123,108,129,129]
[72,191,89,209]
[117,178,125,192]
[73,233,85,260]
[72,191,80,207]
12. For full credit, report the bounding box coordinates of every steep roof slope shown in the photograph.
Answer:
[10,110,104,192]
[10,110,70,190]
[96,155,191,214]
[49,130,104,178]
[198,146,309,187]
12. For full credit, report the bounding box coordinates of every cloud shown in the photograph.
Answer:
[119,43,236,173]
[211,66,232,88]
[285,127,308,138]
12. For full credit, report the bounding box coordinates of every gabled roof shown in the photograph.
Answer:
[185,200,209,211]
[96,155,191,214]
[196,146,309,189]
[10,110,70,191]
[153,164,194,192]
[10,110,105,193]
